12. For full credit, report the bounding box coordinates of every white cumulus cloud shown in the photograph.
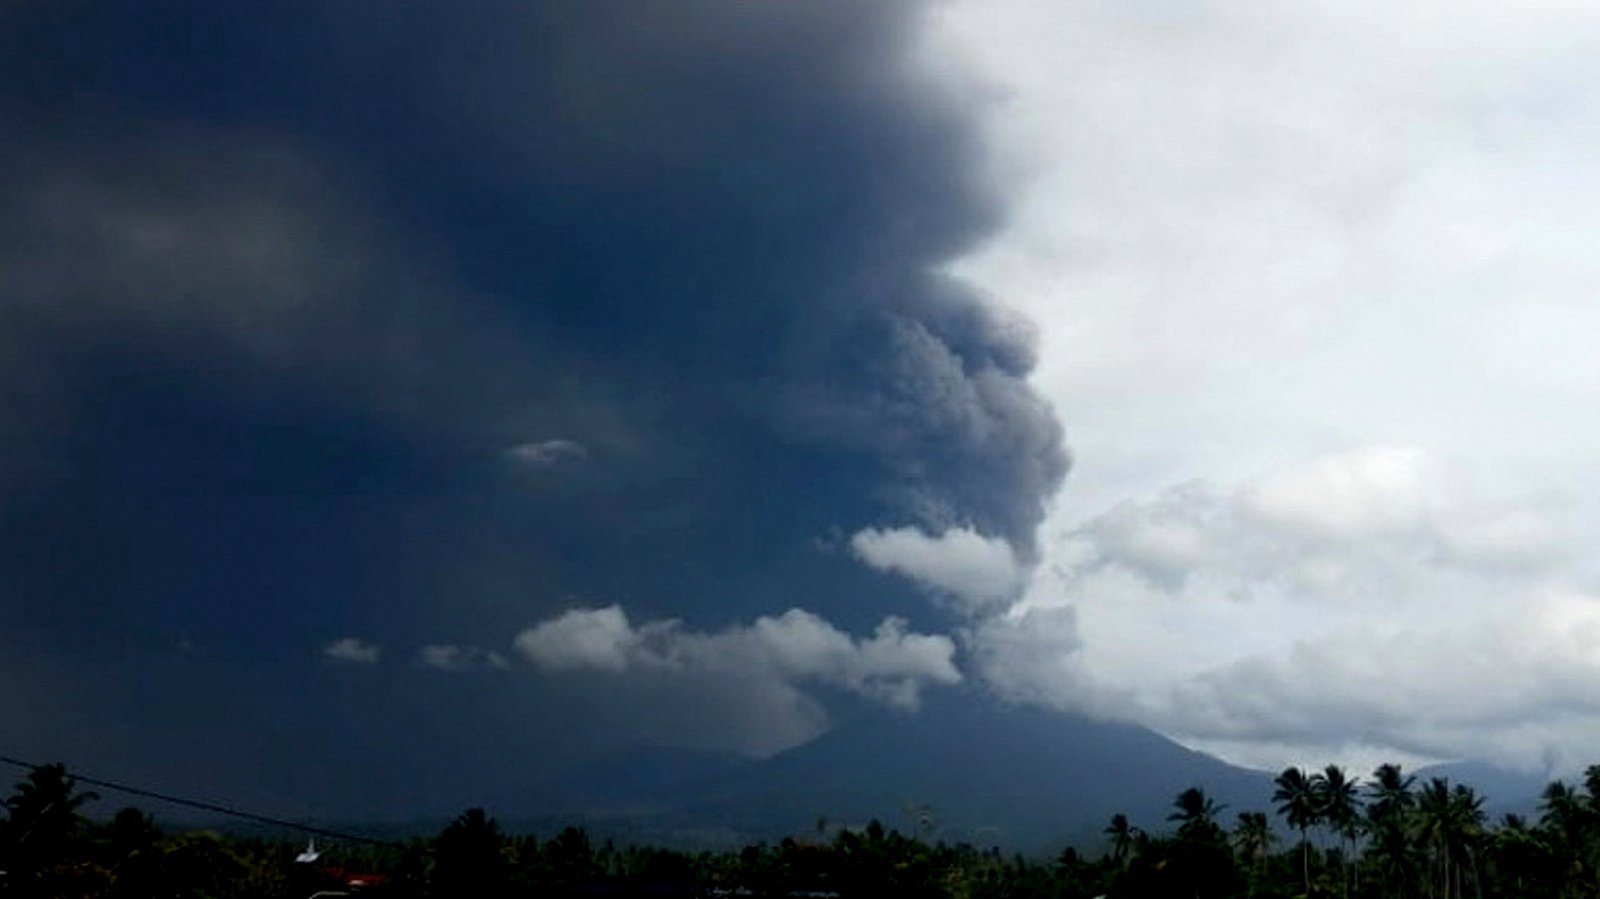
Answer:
[1237,446,1445,540]
[514,604,962,710]
[324,637,381,665]
[504,439,588,467]
[850,525,1025,610]
[513,605,639,673]
[417,644,510,672]
[964,447,1590,772]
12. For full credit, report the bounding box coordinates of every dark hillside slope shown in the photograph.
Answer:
[682,691,1272,850]
[1412,760,1548,818]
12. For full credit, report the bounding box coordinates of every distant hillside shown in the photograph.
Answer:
[1412,760,1549,818]
[696,691,1272,849]
[527,691,1274,851]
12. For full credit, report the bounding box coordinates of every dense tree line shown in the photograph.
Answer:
[10,760,1600,897]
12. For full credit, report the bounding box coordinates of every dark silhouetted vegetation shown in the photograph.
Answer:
[10,759,1600,896]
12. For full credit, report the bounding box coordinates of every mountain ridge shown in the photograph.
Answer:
[529,691,1275,850]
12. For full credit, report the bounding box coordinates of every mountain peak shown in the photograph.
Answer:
[537,693,1271,850]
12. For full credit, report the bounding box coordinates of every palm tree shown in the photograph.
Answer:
[434,807,510,895]
[1232,811,1273,897]
[1,762,99,889]
[1416,778,1485,899]
[1417,778,1453,899]
[1274,766,1320,894]
[1368,763,1417,822]
[1490,813,1547,898]
[1170,786,1226,834]
[1321,765,1362,897]
[1539,781,1583,836]
[1576,768,1600,888]
[1448,784,1486,899]
[1539,780,1588,889]
[1583,765,1600,810]
[1104,813,1138,868]
[1366,763,1417,899]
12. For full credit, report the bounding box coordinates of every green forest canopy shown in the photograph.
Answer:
[3,760,1600,898]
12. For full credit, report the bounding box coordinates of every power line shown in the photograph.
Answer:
[0,754,404,848]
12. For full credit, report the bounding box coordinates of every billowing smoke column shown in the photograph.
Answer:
[0,0,1067,584]
[0,0,1068,796]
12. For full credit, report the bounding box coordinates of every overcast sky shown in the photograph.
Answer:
[4,0,1600,816]
[934,0,1600,775]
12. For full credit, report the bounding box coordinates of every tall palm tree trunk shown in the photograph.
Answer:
[1446,838,1459,895]
[1302,826,1310,895]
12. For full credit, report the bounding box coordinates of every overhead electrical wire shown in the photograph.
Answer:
[0,754,403,848]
